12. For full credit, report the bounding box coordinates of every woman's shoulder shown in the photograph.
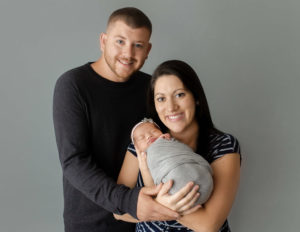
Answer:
[127,142,137,157]
[207,132,241,163]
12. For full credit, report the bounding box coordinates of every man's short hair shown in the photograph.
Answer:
[108,7,152,35]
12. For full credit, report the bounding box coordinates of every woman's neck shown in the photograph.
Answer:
[170,121,199,151]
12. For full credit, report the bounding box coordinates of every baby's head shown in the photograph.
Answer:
[131,118,162,152]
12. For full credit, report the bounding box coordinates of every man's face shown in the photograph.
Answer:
[100,20,152,82]
[133,123,162,152]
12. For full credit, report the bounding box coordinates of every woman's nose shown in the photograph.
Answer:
[166,99,178,112]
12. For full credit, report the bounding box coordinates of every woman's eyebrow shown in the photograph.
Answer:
[155,88,186,96]
[174,88,186,92]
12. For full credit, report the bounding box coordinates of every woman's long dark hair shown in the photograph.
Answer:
[147,60,221,154]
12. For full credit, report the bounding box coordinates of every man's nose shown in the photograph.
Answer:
[122,44,134,58]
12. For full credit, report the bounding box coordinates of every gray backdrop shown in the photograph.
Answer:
[1,0,299,231]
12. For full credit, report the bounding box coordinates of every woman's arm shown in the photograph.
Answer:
[114,150,201,223]
[117,150,139,188]
[136,150,155,187]
[137,148,202,214]
[177,153,241,232]
[113,150,140,222]
[113,212,139,223]
[155,153,240,232]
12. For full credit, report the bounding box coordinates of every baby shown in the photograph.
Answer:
[131,118,213,205]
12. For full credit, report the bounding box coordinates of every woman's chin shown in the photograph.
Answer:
[167,125,185,134]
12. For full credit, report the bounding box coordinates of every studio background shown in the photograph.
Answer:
[1,0,299,231]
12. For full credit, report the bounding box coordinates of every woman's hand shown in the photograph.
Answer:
[156,180,202,215]
[136,149,155,187]
[137,149,201,215]
[136,149,149,172]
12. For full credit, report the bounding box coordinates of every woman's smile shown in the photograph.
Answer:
[154,74,197,135]
[166,113,184,122]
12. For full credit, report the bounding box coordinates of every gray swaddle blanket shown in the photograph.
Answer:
[146,138,213,205]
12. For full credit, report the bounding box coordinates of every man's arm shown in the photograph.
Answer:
[54,72,195,221]
[53,74,139,216]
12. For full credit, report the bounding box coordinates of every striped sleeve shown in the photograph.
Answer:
[208,133,241,163]
[127,143,137,157]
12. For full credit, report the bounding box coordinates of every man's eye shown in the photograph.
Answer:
[135,43,143,48]
[116,40,124,44]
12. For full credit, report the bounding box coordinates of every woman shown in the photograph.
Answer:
[115,60,241,232]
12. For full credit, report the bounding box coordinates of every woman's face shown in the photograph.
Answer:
[154,74,197,135]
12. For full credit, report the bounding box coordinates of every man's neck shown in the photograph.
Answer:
[91,57,131,82]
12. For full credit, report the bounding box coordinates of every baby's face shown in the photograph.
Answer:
[133,123,163,152]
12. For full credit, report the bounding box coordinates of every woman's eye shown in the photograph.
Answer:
[176,92,185,98]
[156,97,165,102]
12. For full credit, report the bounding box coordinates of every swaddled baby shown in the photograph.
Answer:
[131,118,213,205]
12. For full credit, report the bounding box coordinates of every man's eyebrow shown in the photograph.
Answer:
[114,35,146,43]
[114,35,126,39]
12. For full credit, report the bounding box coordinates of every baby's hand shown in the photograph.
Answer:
[159,133,171,140]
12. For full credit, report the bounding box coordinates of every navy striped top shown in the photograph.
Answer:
[128,132,241,232]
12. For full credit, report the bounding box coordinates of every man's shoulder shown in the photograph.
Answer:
[133,70,151,80]
[58,63,90,83]
[54,63,93,92]
[131,71,151,88]
[135,70,151,77]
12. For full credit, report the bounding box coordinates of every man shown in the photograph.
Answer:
[53,7,189,232]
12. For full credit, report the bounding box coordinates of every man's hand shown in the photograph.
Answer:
[136,183,180,221]
[156,180,201,215]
